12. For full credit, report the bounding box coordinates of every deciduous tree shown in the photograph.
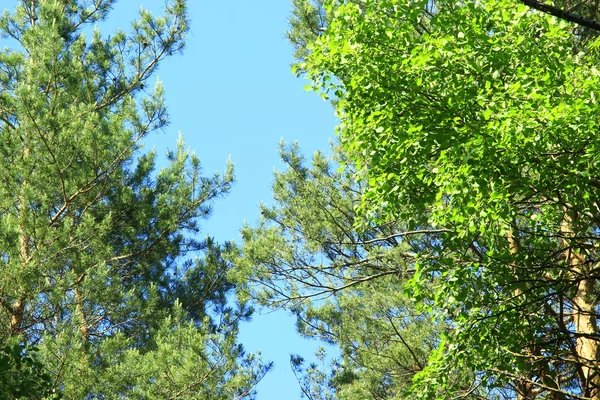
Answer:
[300,0,600,398]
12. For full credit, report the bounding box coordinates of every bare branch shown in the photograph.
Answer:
[520,0,600,31]
[325,229,451,246]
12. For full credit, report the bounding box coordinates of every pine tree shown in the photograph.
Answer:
[232,143,483,399]
[0,1,269,398]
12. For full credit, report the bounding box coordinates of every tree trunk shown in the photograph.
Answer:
[11,194,30,335]
[74,286,90,344]
[509,229,538,400]
[8,299,24,335]
[562,213,600,399]
[571,254,599,399]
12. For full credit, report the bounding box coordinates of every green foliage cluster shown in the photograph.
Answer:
[287,0,328,63]
[0,341,57,400]
[285,0,600,398]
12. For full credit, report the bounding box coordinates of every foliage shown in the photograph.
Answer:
[231,143,484,399]
[301,0,600,398]
[287,0,328,63]
[0,341,57,400]
[0,1,269,398]
[290,348,339,400]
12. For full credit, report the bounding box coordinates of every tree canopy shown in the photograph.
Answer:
[6,0,600,398]
[232,142,488,399]
[0,1,269,398]
[296,0,600,398]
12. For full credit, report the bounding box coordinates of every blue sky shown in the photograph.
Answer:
[106,1,338,399]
